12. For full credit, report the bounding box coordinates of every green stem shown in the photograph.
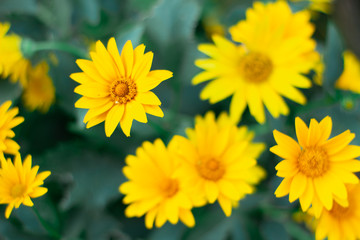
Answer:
[32,206,61,239]
[22,38,88,59]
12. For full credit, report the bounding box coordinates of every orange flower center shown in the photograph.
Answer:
[160,179,179,198]
[197,158,225,181]
[297,147,329,177]
[330,202,352,219]
[239,52,273,83]
[110,79,137,104]
[11,184,26,198]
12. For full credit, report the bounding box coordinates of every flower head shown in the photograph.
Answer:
[170,112,265,216]
[312,183,360,240]
[22,61,55,113]
[0,22,29,87]
[71,38,172,137]
[0,101,24,155]
[335,51,360,94]
[0,153,51,218]
[119,139,195,229]
[193,1,319,124]
[270,116,360,217]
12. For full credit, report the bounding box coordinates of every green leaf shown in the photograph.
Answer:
[0,0,37,14]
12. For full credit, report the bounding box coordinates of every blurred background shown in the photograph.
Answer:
[0,0,359,239]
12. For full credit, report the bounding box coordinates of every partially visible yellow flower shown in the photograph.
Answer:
[335,51,360,94]
[271,116,360,218]
[0,101,24,155]
[290,0,332,14]
[71,38,172,137]
[194,1,319,124]
[119,139,196,229]
[311,183,360,240]
[0,22,29,87]
[170,112,265,216]
[0,153,51,218]
[22,61,55,113]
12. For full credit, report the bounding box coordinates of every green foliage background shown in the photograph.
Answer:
[0,0,358,239]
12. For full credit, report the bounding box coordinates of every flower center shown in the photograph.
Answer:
[160,179,179,198]
[297,147,329,177]
[239,52,273,83]
[10,184,26,198]
[197,158,225,181]
[330,202,352,219]
[110,79,137,104]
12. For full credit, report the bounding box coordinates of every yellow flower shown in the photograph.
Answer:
[0,22,29,87]
[0,153,51,218]
[335,51,360,94]
[290,0,332,14]
[169,112,265,216]
[71,38,172,137]
[22,61,55,113]
[0,101,24,155]
[312,183,360,240]
[193,1,319,124]
[270,116,360,218]
[119,139,195,229]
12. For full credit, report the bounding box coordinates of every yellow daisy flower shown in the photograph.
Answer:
[119,139,195,229]
[169,112,265,216]
[312,183,360,240]
[71,38,172,137]
[0,22,29,87]
[0,153,51,218]
[335,51,360,94]
[0,101,24,155]
[22,61,55,113]
[270,116,360,218]
[193,1,319,124]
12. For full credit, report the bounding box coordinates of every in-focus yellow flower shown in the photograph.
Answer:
[291,0,332,14]
[0,22,29,87]
[0,153,51,218]
[0,101,24,155]
[71,38,172,137]
[170,112,265,216]
[335,51,360,94]
[119,139,196,229]
[22,61,55,113]
[193,1,319,124]
[312,183,360,240]
[271,116,360,217]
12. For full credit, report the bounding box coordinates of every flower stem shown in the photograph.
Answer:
[32,206,61,239]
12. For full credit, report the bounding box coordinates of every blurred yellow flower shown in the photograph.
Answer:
[71,38,172,137]
[119,139,196,229]
[271,116,360,218]
[291,0,332,14]
[335,51,360,94]
[203,16,225,39]
[312,183,360,240]
[194,1,319,124]
[0,101,24,155]
[0,154,51,218]
[22,61,55,113]
[170,112,265,216]
[0,22,30,87]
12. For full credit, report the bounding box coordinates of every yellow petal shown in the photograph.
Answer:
[136,91,161,105]
[143,105,164,117]
[295,117,309,148]
[289,173,307,202]
[126,100,147,123]
[314,177,333,210]
[205,181,219,203]
[120,105,134,137]
[121,40,134,78]
[105,104,125,137]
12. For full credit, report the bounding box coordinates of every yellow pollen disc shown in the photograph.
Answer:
[110,79,137,104]
[297,147,329,177]
[239,52,273,83]
[330,202,352,219]
[11,184,26,198]
[160,179,179,198]
[197,158,225,181]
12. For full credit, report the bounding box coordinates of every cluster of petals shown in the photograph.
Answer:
[0,153,50,218]
[71,38,172,137]
[120,111,265,228]
[193,1,319,124]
